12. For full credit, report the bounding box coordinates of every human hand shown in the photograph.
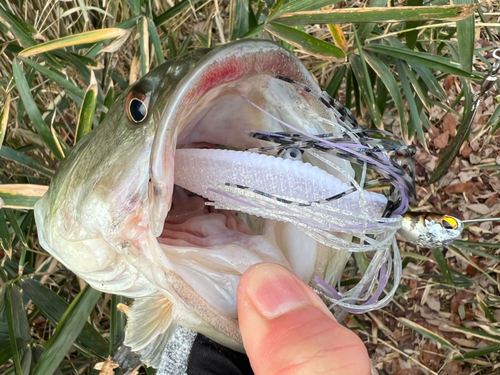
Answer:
[237,263,375,375]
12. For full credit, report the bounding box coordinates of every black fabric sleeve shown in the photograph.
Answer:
[186,334,254,375]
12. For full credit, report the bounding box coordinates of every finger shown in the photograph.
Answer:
[237,263,372,375]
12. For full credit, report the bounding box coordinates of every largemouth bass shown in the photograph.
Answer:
[35,39,419,367]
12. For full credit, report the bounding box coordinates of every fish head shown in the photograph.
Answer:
[399,212,463,247]
[35,49,211,296]
[35,40,392,362]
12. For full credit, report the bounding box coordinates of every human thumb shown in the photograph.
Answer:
[237,263,373,375]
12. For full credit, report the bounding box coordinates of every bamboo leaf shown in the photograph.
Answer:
[75,71,98,144]
[409,64,447,101]
[453,240,500,249]
[116,15,142,29]
[31,286,102,375]
[100,84,116,123]
[124,0,140,15]
[486,102,500,134]
[12,59,65,160]
[0,6,36,48]
[364,52,406,134]
[3,285,30,373]
[0,7,60,69]
[109,295,126,355]
[451,241,500,263]
[0,342,14,367]
[147,18,164,65]
[365,44,480,79]
[274,4,479,26]
[0,185,48,210]
[444,324,500,343]
[19,57,85,103]
[399,318,456,350]
[76,0,89,22]
[21,279,109,358]
[357,0,387,42]
[268,0,287,19]
[4,286,23,375]
[4,209,27,247]
[274,0,344,17]
[350,54,383,128]
[454,344,500,359]
[168,35,178,58]
[0,210,12,253]
[179,34,193,55]
[266,22,345,59]
[325,65,347,98]
[396,59,424,145]
[455,0,475,73]
[404,64,431,109]
[21,347,31,375]
[240,23,265,39]
[154,0,204,27]
[405,0,424,49]
[231,0,249,40]
[327,24,348,53]
[479,301,497,323]
[0,146,54,177]
[60,6,113,19]
[431,248,453,284]
[19,28,130,57]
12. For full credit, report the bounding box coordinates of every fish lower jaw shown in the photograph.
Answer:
[156,185,317,314]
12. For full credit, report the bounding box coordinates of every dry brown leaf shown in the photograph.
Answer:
[434,131,450,149]
[467,203,491,215]
[425,295,441,312]
[460,142,472,158]
[444,182,482,199]
[444,75,456,92]
[419,341,443,371]
[485,193,498,207]
[451,291,475,313]
[94,357,119,375]
[442,113,457,137]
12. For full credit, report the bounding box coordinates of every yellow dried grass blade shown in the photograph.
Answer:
[0,94,10,151]
[328,25,348,52]
[19,28,130,57]
[139,16,150,76]
[322,6,348,53]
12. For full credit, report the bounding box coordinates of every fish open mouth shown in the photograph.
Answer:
[148,42,403,327]
[156,71,341,318]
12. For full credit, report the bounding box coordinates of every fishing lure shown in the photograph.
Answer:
[173,48,500,316]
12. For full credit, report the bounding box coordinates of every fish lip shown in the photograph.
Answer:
[149,39,321,236]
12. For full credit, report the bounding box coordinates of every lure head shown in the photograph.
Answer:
[399,212,463,247]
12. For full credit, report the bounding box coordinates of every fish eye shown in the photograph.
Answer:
[126,92,150,124]
[441,216,458,230]
[283,148,302,161]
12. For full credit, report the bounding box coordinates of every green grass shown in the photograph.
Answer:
[1,0,500,374]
